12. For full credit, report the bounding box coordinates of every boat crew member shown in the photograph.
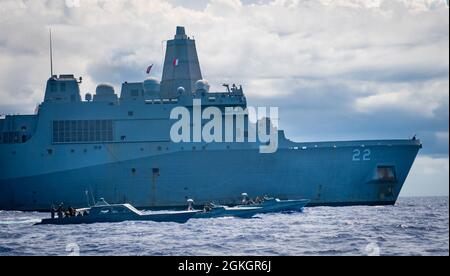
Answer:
[255,196,262,204]
[241,193,255,205]
[57,203,64,218]
[204,202,213,212]
[50,205,56,219]
[187,199,194,211]
[241,193,249,204]
[68,207,75,217]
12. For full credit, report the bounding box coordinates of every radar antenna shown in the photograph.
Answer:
[222,83,230,92]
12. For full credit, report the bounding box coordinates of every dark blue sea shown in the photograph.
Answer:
[0,197,448,256]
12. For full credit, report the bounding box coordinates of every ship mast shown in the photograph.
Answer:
[49,28,54,77]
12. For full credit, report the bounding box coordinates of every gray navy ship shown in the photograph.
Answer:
[0,27,422,211]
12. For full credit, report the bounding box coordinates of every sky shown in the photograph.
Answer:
[0,0,448,196]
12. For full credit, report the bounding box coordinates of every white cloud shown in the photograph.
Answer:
[354,79,449,117]
[0,0,447,101]
[436,131,449,142]
[320,0,448,11]
[205,0,243,16]
[400,155,449,196]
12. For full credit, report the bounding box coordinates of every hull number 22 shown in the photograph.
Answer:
[352,149,371,161]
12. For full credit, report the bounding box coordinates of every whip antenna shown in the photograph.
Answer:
[49,28,54,77]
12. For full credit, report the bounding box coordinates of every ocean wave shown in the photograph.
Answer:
[0,196,448,256]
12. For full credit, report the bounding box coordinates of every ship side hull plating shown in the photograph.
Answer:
[0,141,420,211]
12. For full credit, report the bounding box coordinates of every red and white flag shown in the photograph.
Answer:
[146,64,153,74]
[172,58,179,67]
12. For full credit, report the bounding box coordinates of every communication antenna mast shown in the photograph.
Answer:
[49,28,54,77]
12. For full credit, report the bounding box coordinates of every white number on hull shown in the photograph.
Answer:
[363,149,371,161]
[352,149,371,161]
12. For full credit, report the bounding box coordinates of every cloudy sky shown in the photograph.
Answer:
[0,0,448,196]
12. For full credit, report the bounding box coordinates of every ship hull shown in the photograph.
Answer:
[0,140,421,211]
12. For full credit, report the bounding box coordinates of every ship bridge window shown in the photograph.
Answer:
[52,120,113,143]
[377,166,397,182]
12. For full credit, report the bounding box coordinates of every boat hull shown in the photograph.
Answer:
[242,199,310,213]
[35,210,198,225]
[194,206,264,219]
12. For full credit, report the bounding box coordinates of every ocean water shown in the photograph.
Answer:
[0,196,448,256]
